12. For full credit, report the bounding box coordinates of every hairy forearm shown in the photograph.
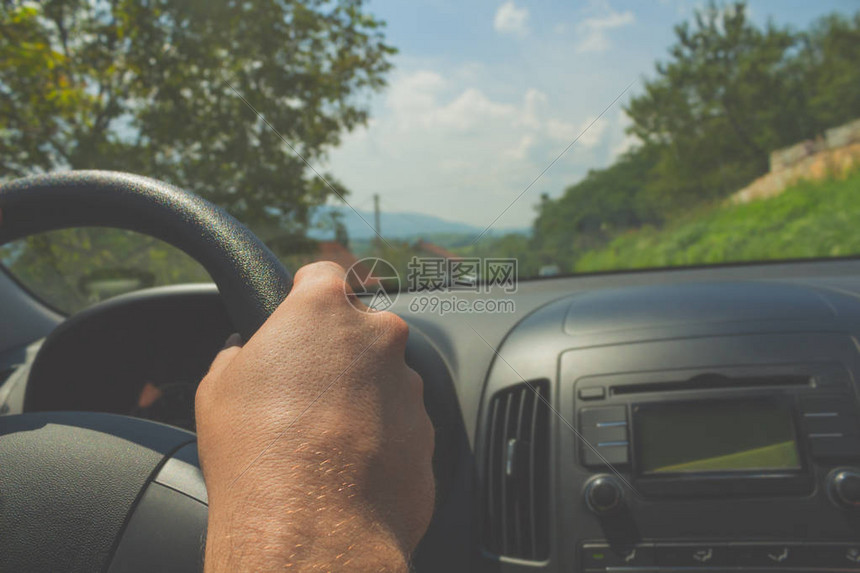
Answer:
[206,505,409,571]
[204,470,410,572]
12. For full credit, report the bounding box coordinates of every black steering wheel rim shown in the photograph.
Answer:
[0,170,292,339]
[0,170,293,572]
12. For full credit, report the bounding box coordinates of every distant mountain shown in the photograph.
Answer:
[309,205,528,240]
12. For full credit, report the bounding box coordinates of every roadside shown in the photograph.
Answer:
[574,166,860,272]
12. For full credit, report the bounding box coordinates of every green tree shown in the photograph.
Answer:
[531,2,860,272]
[1,0,394,311]
[625,2,806,211]
[532,145,661,269]
[454,232,539,277]
[622,2,860,213]
[798,12,860,131]
[0,0,395,243]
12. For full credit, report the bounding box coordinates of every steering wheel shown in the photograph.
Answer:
[0,171,292,572]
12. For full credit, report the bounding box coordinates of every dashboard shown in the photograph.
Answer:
[2,258,860,572]
[480,280,860,572]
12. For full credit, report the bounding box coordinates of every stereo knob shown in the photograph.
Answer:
[585,475,624,514]
[829,469,860,509]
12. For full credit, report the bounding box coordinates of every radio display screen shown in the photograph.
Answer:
[635,398,801,475]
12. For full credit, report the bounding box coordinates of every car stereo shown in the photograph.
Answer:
[573,362,860,571]
[576,364,860,500]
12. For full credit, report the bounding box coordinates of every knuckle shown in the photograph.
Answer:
[292,261,347,288]
[315,273,349,298]
[293,271,350,304]
[376,311,410,343]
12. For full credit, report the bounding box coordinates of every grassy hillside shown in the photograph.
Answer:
[574,169,860,272]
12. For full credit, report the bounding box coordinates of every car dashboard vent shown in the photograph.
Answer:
[482,380,550,560]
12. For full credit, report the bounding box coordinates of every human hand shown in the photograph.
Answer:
[196,261,435,571]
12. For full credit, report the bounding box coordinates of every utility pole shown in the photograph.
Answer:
[373,193,382,256]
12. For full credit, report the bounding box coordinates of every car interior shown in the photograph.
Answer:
[0,171,858,572]
[2,1,860,571]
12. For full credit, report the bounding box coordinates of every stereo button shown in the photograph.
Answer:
[578,387,606,401]
[734,544,814,567]
[593,426,628,445]
[829,469,860,508]
[584,475,624,514]
[803,414,860,436]
[580,406,627,427]
[580,407,630,467]
[582,443,629,467]
[809,435,860,459]
[813,544,860,569]
[799,395,855,416]
[581,543,655,568]
[656,544,734,567]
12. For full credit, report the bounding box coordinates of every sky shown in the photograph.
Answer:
[322,0,857,231]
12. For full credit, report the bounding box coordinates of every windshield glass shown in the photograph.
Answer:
[1,1,859,313]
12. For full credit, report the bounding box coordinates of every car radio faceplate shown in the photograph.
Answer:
[558,333,860,572]
[575,362,858,499]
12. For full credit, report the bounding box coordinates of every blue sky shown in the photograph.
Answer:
[323,0,857,230]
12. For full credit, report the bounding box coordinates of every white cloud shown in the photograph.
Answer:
[545,119,577,142]
[576,8,635,52]
[387,70,447,126]
[386,72,516,132]
[326,68,617,228]
[521,88,547,128]
[546,116,609,148]
[434,88,517,130]
[505,134,537,160]
[494,1,530,37]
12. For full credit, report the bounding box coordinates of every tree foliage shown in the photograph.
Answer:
[0,0,395,239]
[627,2,806,207]
[0,0,394,311]
[532,2,860,272]
[532,145,661,265]
[799,11,860,131]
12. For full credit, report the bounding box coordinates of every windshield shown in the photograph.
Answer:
[2,1,859,313]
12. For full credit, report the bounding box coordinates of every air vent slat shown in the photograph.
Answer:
[528,383,540,558]
[483,380,549,561]
[513,387,527,555]
[500,392,513,555]
[485,397,500,550]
